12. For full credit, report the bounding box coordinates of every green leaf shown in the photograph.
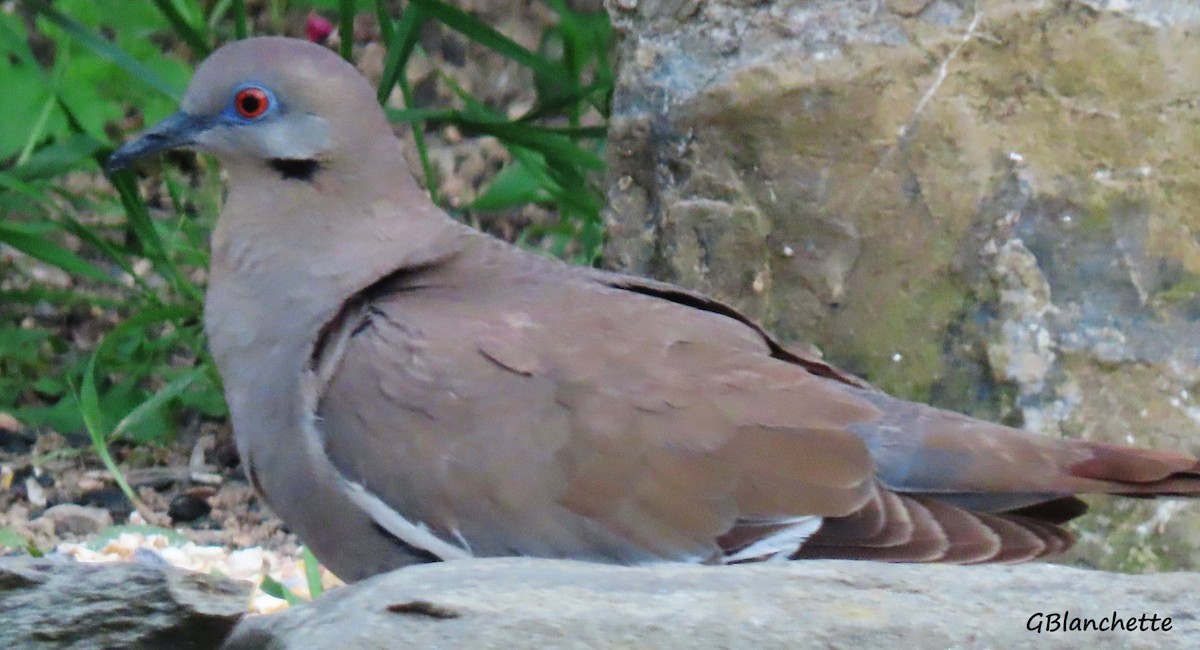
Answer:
[0,170,49,205]
[303,546,324,598]
[15,396,84,440]
[233,0,250,39]
[9,133,106,182]
[470,160,551,211]
[75,351,141,510]
[375,4,426,105]
[260,575,304,605]
[0,12,38,65]
[0,527,26,551]
[31,2,184,100]
[0,23,55,160]
[110,366,204,440]
[338,0,355,62]
[0,222,115,285]
[58,214,158,301]
[27,540,45,558]
[373,0,395,45]
[0,326,52,366]
[463,119,604,170]
[150,0,211,57]
[32,375,67,397]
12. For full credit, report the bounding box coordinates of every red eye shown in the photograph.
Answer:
[235,87,270,119]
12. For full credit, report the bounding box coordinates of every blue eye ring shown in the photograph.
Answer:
[225,84,277,122]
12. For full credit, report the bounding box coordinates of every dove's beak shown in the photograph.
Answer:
[106,111,213,175]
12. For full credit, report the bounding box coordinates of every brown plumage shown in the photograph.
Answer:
[108,37,1200,582]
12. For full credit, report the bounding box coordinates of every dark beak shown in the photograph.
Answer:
[106,111,213,176]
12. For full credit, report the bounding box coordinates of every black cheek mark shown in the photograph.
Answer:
[269,158,321,181]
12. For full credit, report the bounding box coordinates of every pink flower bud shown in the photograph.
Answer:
[306,12,334,44]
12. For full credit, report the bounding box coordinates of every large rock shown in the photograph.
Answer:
[1,557,250,650]
[602,0,1200,570]
[225,558,1196,649]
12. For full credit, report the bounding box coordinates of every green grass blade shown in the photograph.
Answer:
[0,287,121,310]
[0,170,50,203]
[58,214,160,302]
[30,2,184,99]
[206,0,231,29]
[15,96,56,167]
[338,0,355,62]
[434,72,603,168]
[110,367,204,440]
[232,0,249,39]
[75,352,144,515]
[458,118,603,170]
[376,4,425,105]
[376,6,438,202]
[384,107,457,124]
[517,78,610,123]
[109,172,165,260]
[470,159,550,211]
[150,0,212,57]
[260,575,303,605]
[0,12,38,66]
[537,125,606,139]
[106,304,198,340]
[10,133,106,182]
[407,0,571,88]
[373,0,395,45]
[302,546,324,598]
[0,222,116,284]
[108,171,204,303]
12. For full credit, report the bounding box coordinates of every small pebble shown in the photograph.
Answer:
[77,487,134,522]
[0,429,33,454]
[24,477,47,508]
[169,493,212,523]
[214,438,241,469]
[39,503,114,536]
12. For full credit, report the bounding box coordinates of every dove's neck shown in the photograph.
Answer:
[207,147,462,339]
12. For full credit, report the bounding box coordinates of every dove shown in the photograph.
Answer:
[108,37,1200,582]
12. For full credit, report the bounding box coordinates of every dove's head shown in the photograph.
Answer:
[108,37,395,181]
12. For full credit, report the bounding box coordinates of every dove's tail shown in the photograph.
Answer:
[790,389,1200,563]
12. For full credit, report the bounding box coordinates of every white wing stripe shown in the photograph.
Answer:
[724,516,823,563]
[341,478,472,561]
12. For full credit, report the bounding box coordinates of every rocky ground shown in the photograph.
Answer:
[0,417,319,612]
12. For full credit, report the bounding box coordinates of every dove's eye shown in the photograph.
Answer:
[234,86,271,119]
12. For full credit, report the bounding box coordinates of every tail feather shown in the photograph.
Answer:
[793,494,948,562]
[916,499,1001,563]
[847,388,1200,502]
[782,387,1200,564]
[963,513,1048,564]
[800,489,913,548]
[794,492,1078,564]
[1005,496,1089,525]
[1069,442,1200,485]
